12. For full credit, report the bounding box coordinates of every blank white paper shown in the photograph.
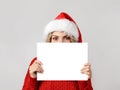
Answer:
[37,43,88,80]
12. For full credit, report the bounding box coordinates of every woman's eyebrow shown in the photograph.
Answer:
[51,35,58,37]
[51,35,68,37]
[63,35,69,37]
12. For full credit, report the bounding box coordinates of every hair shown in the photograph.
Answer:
[46,31,77,42]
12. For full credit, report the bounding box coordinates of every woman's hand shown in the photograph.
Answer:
[29,60,44,78]
[81,63,92,79]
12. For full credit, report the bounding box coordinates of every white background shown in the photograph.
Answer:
[0,0,120,90]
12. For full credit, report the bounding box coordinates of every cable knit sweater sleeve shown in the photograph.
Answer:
[22,57,40,90]
[78,79,93,90]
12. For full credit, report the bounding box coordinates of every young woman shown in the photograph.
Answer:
[22,12,93,90]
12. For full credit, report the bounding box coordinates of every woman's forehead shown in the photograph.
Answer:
[51,31,68,36]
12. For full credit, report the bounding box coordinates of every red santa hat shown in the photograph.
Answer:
[43,12,82,42]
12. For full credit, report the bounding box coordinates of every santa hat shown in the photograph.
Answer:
[43,12,82,42]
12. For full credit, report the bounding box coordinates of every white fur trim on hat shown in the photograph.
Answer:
[43,19,79,41]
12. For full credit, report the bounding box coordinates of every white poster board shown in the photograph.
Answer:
[37,43,88,80]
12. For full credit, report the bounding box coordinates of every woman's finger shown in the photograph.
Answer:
[34,60,43,65]
[36,65,44,73]
[81,68,89,73]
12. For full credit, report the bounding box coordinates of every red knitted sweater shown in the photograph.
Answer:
[22,57,93,90]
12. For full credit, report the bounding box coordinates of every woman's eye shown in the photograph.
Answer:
[65,36,71,40]
[52,37,58,40]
